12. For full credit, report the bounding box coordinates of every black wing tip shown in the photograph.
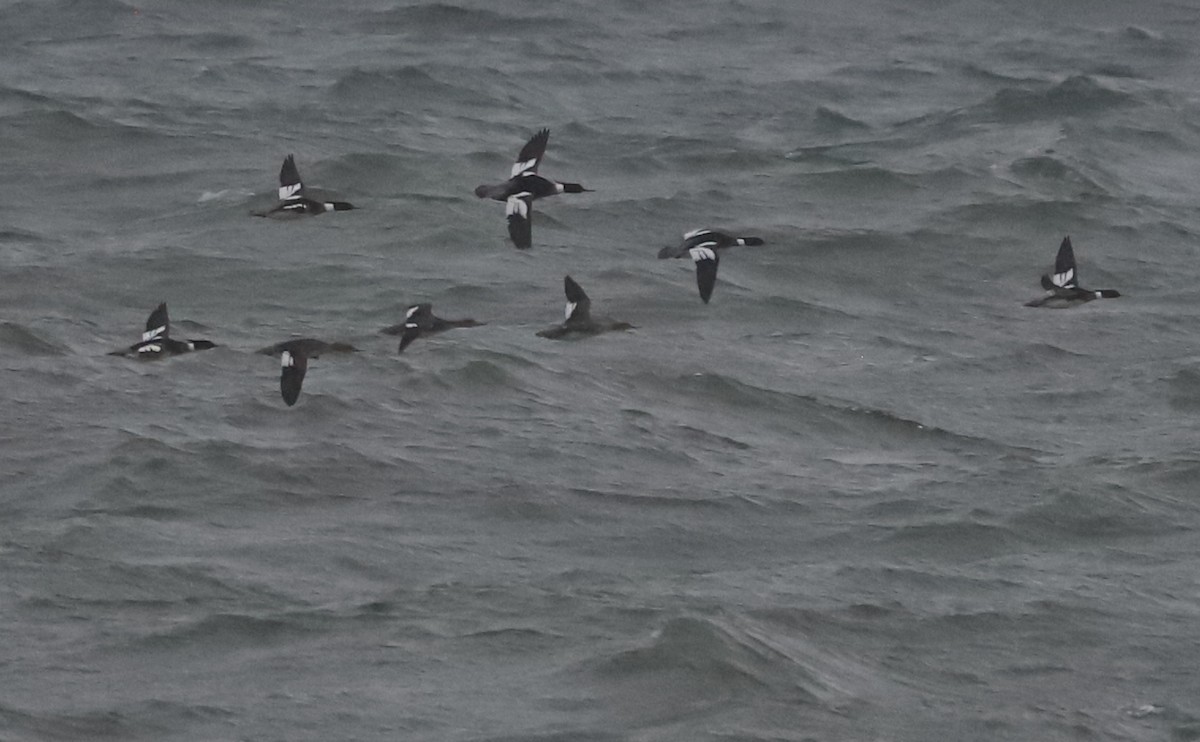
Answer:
[563,275,591,317]
[398,329,419,353]
[507,214,532,249]
[1057,236,1073,257]
[280,351,307,406]
[742,237,765,246]
[279,154,302,186]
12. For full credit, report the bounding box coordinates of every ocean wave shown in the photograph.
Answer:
[0,703,149,742]
[329,65,458,102]
[644,134,782,171]
[132,611,314,652]
[2,108,171,147]
[0,83,57,116]
[1007,153,1108,194]
[1165,368,1200,411]
[354,3,563,36]
[791,165,921,196]
[1104,24,1187,60]
[978,75,1137,124]
[586,612,895,720]
[0,0,138,40]
[0,226,56,245]
[653,371,995,451]
[1009,490,1188,542]
[440,358,521,388]
[591,615,819,703]
[0,322,65,356]
[160,30,253,53]
[883,519,1026,561]
[813,105,872,133]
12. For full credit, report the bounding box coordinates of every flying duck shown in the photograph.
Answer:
[256,155,355,218]
[259,338,357,406]
[474,128,590,249]
[537,275,633,339]
[381,303,484,353]
[1025,236,1121,308]
[109,303,216,359]
[658,229,764,303]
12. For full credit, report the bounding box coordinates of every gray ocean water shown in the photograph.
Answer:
[4,0,1200,739]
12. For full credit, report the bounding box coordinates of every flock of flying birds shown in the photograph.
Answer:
[108,129,1121,406]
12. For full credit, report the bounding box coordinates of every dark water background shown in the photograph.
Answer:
[4,1,1200,740]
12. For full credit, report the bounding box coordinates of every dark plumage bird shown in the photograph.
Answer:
[279,347,307,407]
[256,338,358,357]
[108,302,216,359]
[474,128,590,249]
[657,228,764,303]
[536,276,633,339]
[258,339,358,406]
[256,155,355,218]
[1025,236,1121,308]
[381,303,484,353]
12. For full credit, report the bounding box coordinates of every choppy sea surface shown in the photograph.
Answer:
[4,1,1200,740]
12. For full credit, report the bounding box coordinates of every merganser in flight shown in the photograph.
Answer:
[474,128,590,249]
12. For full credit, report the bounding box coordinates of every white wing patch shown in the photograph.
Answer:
[142,324,166,343]
[279,183,303,201]
[506,193,531,217]
[406,305,421,319]
[511,158,538,177]
[683,228,712,240]
[689,246,717,262]
[281,350,295,368]
[138,343,161,354]
[565,301,577,321]
[1052,268,1075,288]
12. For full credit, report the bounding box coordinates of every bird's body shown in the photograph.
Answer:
[109,303,216,359]
[537,276,633,339]
[475,129,589,249]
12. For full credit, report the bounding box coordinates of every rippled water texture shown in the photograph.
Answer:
[3,1,1200,740]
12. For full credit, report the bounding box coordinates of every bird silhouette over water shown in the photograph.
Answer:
[256,155,355,218]
[381,303,484,353]
[537,276,633,339]
[475,128,590,248]
[109,303,216,359]
[658,228,765,303]
[1025,236,1121,308]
